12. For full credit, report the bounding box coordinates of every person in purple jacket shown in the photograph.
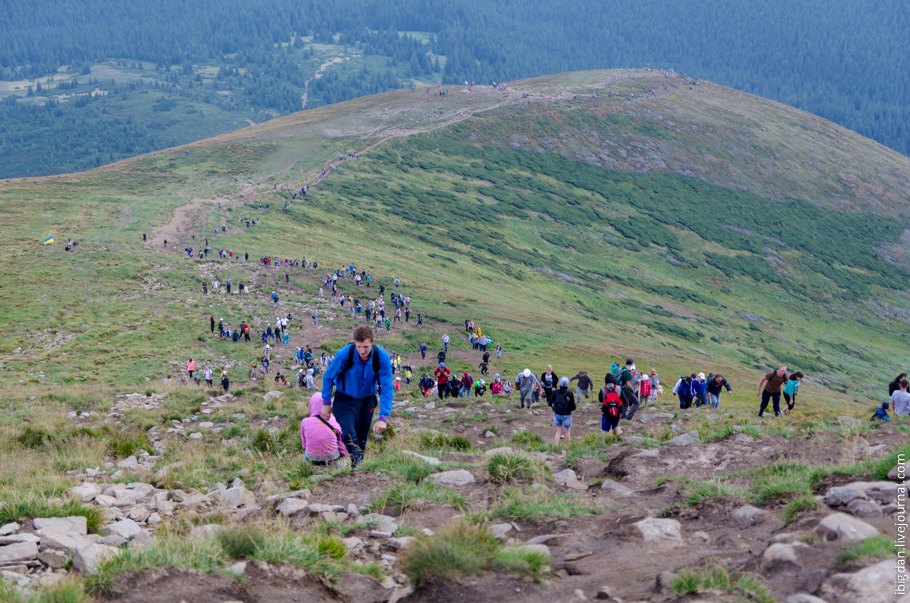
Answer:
[301,393,348,464]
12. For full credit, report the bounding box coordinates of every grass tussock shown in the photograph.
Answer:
[838,535,896,565]
[471,486,600,523]
[401,522,548,585]
[418,432,473,452]
[87,525,366,594]
[670,566,774,603]
[486,453,544,484]
[372,482,467,515]
[0,495,103,534]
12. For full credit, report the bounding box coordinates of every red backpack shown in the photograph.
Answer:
[639,379,652,398]
[601,386,622,419]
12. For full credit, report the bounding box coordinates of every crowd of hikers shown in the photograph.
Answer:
[151,168,907,471]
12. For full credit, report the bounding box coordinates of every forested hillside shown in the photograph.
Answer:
[1,0,908,177]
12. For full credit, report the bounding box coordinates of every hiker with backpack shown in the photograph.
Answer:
[549,377,577,444]
[619,358,640,419]
[673,374,696,409]
[599,374,623,435]
[301,393,349,465]
[872,401,891,423]
[757,365,788,417]
[321,326,394,467]
[706,374,732,409]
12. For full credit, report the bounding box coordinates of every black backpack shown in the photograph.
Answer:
[338,343,382,395]
[550,389,575,415]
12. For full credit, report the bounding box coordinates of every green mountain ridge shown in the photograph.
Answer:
[1,69,908,407]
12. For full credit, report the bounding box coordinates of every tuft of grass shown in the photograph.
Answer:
[106,430,153,458]
[17,427,52,449]
[473,486,599,523]
[216,526,266,558]
[418,432,473,452]
[357,452,436,483]
[0,578,90,603]
[510,431,544,448]
[486,453,542,484]
[838,535,896,565]
[250,429,277,454]
[781,494,821,524]
[372,482,467,515]
[679,478,747,507]
[0,496,103,534]
[670,566,774,603]
[401,521,547,585]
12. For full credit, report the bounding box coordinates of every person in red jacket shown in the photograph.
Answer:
[434,362,451,399]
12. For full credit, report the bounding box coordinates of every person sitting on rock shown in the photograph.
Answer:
[301,393,348,465]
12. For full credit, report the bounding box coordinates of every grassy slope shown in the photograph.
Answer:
[1,69,909,414]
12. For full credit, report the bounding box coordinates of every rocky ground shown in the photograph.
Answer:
[0,380,904,602]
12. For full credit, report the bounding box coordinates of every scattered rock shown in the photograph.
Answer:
[484,447,514,456]
[68,483,101,502]
[732,504,768,526]
[0,541,39,564]
[72,542,118,573]
[786,595,829,603]
[818,560,893,603]
[34,516,87,535]
[888,462,907,482]
[761,542,811,570]
[342,537,365,550]
[824,484,868,507]
[117,455,139,469]
[387,537,416,551]
[189,432,203,440]
[816,513,880,542]
[554,468,588,491]
[0,523,20,536]
[599,480,633,496]
[667,431,698,446]
[595,585,613,600]
[490,523,514,540]
[527,534,565,545]
[845,499,883,518]
[484,431,496,438]
[107,518,142,540]
[277,497,309,517]
[634,518,682,544]
[263,391,283,400]
[427,469,476,486]
[401,450,441,466]
[332,572,389,603]
[361,514,398,534]
[219,485,255,508]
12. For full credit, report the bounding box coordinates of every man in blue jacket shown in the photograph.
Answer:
[321,326,393,466]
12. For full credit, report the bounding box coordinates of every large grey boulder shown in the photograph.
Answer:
[107,518,142,540]
[68,483,102,502]
[816,513,880,542]
[667,431,699,446]
[761,542,812,571]
[34,516,87,535]
[0,541,39,564]
[600,480,633,496]
[427,469,476,487]
[732,505,768,526]
[277,497,309,517]
[554,468,587,491]
[72,542,118,573]
[818,560,894,603]
[634,518,682,544]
